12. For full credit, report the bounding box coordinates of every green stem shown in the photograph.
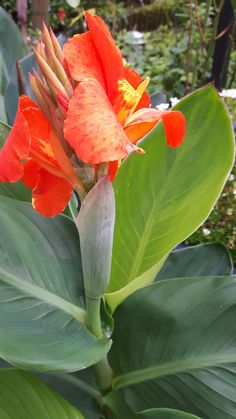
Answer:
[86,295,103,339]
[85,296,113,393]
[93,357,113,393]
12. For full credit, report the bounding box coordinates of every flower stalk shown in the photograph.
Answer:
[86,296,103,339]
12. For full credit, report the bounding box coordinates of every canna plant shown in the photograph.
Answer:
[0,11,235,419]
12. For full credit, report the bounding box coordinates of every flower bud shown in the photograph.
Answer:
[76,177,115,300]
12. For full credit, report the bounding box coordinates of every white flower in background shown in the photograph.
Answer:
[156,103,169,110]
[220,89,236,99]
[170,97,180,107]
[203,228,211,236]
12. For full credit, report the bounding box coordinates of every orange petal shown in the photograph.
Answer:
[161,111,186,148]
[22,159,41,189]
[125,108,186,148]
[64,78,142,164]
[108,160,119,181]
[85,11,124,102]
[32,169,73,217]
[0,96,32,182]
[124,66,150,111]
[21,104,59,169]
[21,100,77,184]
[64,32,105,89]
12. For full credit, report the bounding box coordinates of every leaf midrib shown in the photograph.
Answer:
[124,143,192,284]
[113,353,236,390]
[0,266,86,324]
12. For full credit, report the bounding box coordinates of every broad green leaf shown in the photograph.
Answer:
[136,408,201,418]
[106,86,235,311]
[0,197,110,372]
[157,242,233,280]
[40,370,101,419]
[0,7,24,86]
[4,51,35,124]
[0,369,84,418]
[108,277,236,418]
[0,121,31,201]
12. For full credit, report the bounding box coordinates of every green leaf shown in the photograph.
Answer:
[106,86,235,311]
[0,120,10,147]
[40,370,102,419]
[157,242,233,280]
[0,121,31,201]
[4,51,35,124]
[76,177,115,299]
[0,7,24,86]
[0,197,110,372]
[0,369,84,418]
[108,276,236,418]
[104,388,136,418]
[136,408,201,418]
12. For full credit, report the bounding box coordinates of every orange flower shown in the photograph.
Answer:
[64,12,186,179]
[0,13,186,216]
[0,96,85,216]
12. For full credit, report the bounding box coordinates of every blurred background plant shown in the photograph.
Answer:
[0,0,236,263]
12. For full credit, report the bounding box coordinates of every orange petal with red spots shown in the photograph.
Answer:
[124,66,150,111]
[64,78,142,164]
[64,32,105,89]
[125,108,186,148]
[32,169,73,217]
[0,96,32,182]
[85,11,124,102]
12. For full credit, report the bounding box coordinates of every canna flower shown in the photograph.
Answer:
[63,12,185,177]
[0,12,186,217]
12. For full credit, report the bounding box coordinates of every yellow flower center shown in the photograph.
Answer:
[114,77,150,124]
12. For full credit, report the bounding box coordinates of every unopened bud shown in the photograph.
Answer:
[34,50,69,101]
[46,46,73,97]
[32,69,57,108]
[36,40,47,61]
[42,22,54,55]
[49,27,65,66]
[76,177,115,300]
[16,61,27,95]
[29,73,53,124]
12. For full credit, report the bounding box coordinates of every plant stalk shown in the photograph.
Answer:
[93,357,113,393]
[86,295,103,339]
[85,296,113,393]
